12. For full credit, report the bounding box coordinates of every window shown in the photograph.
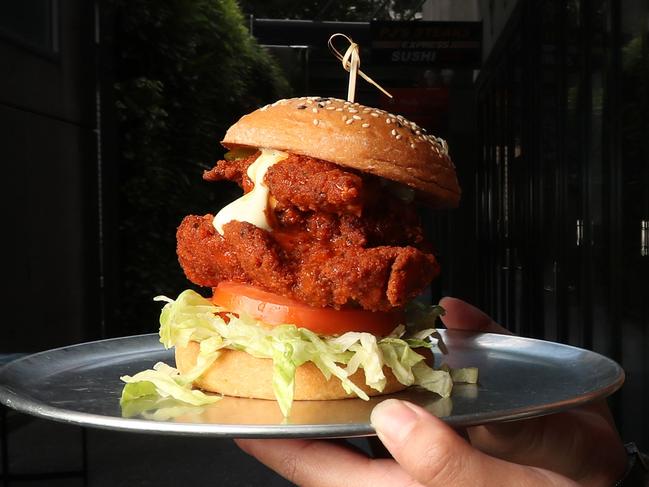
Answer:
[0,0,59,55]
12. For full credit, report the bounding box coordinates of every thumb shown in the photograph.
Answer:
[370,399,577,487]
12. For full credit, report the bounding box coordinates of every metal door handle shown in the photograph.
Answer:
[642,220,648,257]
[576,219,584,247]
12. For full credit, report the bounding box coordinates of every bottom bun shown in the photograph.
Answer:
[175,341,419,400]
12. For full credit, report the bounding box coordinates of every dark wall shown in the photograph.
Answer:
[473,0,649,449]
[0,0,99,351]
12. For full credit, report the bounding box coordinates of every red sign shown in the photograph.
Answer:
[371,21,482,68]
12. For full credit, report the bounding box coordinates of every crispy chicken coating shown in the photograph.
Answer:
[204,153,364,215]
[177,217,438,310]
[177,153,439,311]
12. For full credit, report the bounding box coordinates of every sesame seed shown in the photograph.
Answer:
[313,119,319,126]
[352,115,361,120]
[410,143,416,148]
[370,112,379,117]
[386,118,393,124]
[415,130,421,135]
[336,108,343,112]
[342,115,348,121]
[348,108,358,113]
[362,108,371,113]
[362,123,370,128]
[306,100,313,105]
[312,107,318,113]
[391,129,397,136]
[326,106,335,110]
[345,119,354,125]
[396,134,402,140]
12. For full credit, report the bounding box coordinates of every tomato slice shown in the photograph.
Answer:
[211,282,403,336]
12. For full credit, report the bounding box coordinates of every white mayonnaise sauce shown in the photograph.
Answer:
[213,148,288,235]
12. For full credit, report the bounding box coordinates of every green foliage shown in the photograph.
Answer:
[237,0,424,21]
[112,0,290,335]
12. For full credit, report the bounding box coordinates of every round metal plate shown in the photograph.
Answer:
[0,330,624,438]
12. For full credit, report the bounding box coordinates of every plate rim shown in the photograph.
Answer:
[0,331,626,438]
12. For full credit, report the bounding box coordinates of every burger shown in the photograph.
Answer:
[121,96,470,417]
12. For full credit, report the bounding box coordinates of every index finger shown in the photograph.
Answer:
[235,438,415,487]
[438,297,511,335]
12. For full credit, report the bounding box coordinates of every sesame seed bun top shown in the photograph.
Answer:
[221,96,461,208]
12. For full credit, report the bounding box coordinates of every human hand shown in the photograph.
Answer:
[235,297,627,486]
[439,298,627,486]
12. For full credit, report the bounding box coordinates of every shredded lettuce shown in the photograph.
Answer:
[121,362,222,407]
[121,394,207,421]
[120,290,475,417]
[439,363,480,384]
[413,362,454,396]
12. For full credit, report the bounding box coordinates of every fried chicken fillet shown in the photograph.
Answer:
[176,152,439,311]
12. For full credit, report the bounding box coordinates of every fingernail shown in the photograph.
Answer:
[370,399,419,444]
